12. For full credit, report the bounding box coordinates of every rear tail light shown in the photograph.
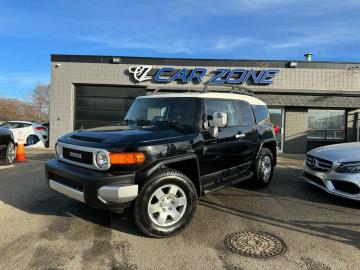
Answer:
[35,126,47,131]
[273,125,280,134]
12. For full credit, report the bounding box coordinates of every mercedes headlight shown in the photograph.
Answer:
[335,163,360,173]
[96,151,109,169]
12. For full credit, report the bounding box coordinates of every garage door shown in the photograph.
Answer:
[75,85,145,130]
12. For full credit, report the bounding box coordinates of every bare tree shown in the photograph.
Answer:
[0,83,50,122]
[31,83,50,122]
[0,98,34,121]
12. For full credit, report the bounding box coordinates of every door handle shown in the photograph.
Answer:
[236,133,245,139]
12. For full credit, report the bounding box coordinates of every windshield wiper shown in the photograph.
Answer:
[153,120,192,129]
[125,119,153,126]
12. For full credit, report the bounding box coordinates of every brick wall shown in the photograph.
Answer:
[284,108,308,154]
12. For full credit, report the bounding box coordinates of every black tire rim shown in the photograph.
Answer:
[27,135,39,145]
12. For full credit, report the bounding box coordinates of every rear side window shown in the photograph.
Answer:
[252,105,269,123]
[235,101,255,125]
[205,99,239,127]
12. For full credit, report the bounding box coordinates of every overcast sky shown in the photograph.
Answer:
[0,0,360,98]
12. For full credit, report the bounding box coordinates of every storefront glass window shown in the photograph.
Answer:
[269,108,284,152]
[308,110,345,140]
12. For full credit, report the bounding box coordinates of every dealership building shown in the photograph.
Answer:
[50,54,360,153]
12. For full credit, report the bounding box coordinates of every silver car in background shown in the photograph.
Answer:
[302,142,360,201]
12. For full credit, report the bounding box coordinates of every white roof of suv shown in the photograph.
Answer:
[138,92,266,106]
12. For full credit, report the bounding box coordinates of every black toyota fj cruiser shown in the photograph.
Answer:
[45,92,277,238]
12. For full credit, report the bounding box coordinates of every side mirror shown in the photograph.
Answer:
[209,112,227,138]
[212,112,227,128]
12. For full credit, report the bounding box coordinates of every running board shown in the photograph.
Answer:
[203,171,254,195]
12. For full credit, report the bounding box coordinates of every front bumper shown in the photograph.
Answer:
[301,162,360,201]
[45,158,138,211]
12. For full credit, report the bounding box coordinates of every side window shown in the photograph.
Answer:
[8,122,20,128]
[235,101,255,125]
[205,99,239,127]
[252,105,270,123]
[15,123,25,128]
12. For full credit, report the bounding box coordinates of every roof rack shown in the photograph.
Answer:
[150,86,202,95]
[202,83,253,96]
[149,84,254,96]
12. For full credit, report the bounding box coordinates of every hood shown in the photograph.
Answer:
[62,125,196,146]
[308,142,360,162]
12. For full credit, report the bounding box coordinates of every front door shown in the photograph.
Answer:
[200,99,256,188]
[233,100,259,162]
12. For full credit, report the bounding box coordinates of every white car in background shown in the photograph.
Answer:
[0,121,48,146]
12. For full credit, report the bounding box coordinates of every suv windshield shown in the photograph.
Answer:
[125,97,198,131]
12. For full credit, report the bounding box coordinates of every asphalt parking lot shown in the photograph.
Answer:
[0,150,359,270]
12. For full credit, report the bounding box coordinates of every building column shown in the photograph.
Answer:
[284,107,308,154]
[346,109,360,142]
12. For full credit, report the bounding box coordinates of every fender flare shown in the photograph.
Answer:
[255,138,277,165]
[136,154,202,194]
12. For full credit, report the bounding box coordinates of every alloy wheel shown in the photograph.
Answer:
[260,155,272,181]
[7,143,15,164]
[147,184,187,227]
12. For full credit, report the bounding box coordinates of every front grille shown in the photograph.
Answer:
[57,142,110,171]
[302,172,325,187]
[332,180,360,194]
[50,173,83,192]
[62,147,93,165]
[306,155,333,172]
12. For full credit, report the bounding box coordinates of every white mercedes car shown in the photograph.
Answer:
[0,121,48,146]
[302,142,360,201]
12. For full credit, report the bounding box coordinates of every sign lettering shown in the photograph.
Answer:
[128,65,279,85]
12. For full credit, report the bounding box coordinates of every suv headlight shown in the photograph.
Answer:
[335,163,360,173]
[96,151,109,169]
[55,143,62,159]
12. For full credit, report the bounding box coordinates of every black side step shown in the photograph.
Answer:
[203,171,254,195]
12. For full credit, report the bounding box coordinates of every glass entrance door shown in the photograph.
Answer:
[269,108,284,152]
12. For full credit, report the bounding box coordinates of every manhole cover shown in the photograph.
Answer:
[224,232,286,258]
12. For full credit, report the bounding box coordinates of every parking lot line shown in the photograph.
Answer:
[0,165,14,170]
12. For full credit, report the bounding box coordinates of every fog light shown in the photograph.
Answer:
[96,151,109,169]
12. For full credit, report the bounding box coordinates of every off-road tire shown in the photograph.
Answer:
[252,148,274,188]
[134,168,197,238]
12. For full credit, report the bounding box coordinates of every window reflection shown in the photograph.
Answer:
[308,110,345,140]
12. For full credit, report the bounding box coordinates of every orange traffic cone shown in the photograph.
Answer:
[16,131,26,162]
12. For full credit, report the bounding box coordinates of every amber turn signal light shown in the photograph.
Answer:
[109,152,145,165]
